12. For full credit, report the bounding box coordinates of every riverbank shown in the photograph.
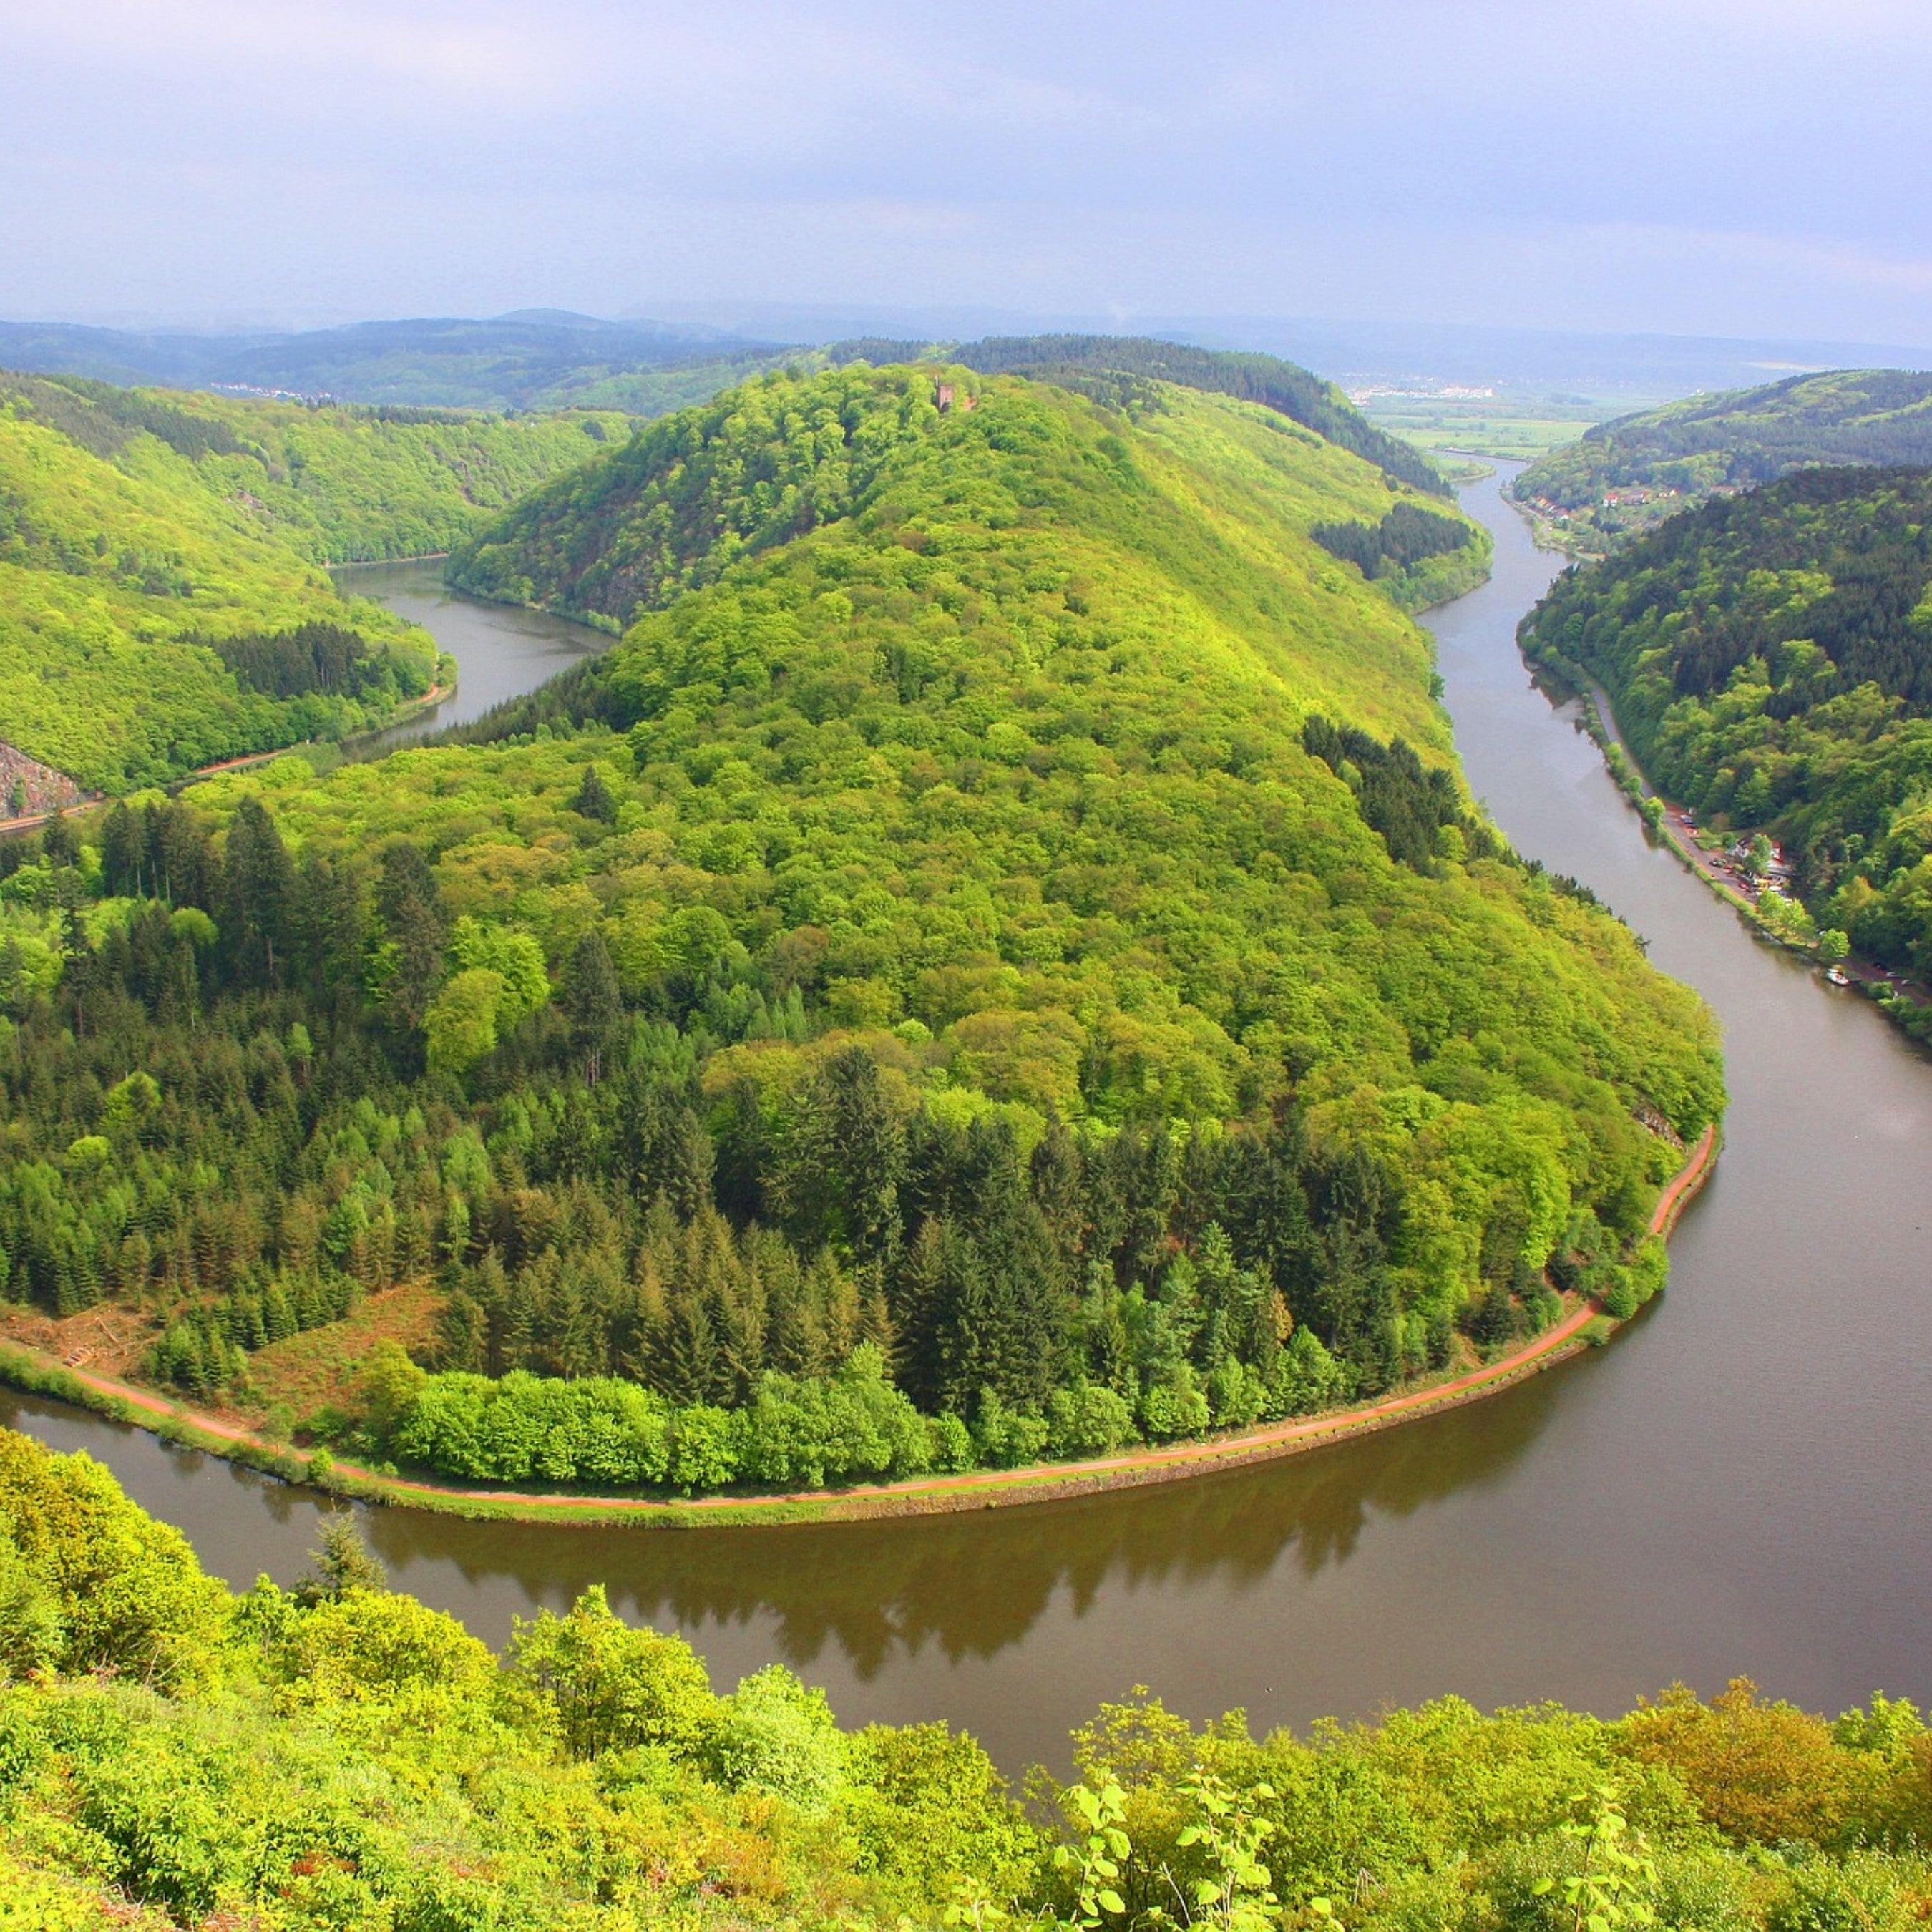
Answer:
[0,671,462,841]
[0,1126,1719,1529]
[1532,645,1932,1033]
[1503,481,1606,561]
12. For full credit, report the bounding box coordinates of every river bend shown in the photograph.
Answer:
[8,484,1931,1772]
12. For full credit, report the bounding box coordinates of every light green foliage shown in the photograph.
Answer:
[1531,1787,1660,1932]
[449,914,552,1021]
[425,964,512,1070]
[0,1429,225,1689]
[844,1720,1043,1903]
[353,1340,426,1437]
[735,1344,933,1488]
[2,369,633,564]
[1,1434,1931,1929]
[507,1583,718,1757]
[710,1663,845,1813]
[1174,1769,1282,1932]
[1055,1780,1134,1927]
[272,1583,497,1709]
[949,334,1453,497]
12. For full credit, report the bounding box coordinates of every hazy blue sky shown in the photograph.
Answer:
[4,0,1929,343]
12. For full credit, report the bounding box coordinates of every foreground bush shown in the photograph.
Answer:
[1,1424,1930,1931]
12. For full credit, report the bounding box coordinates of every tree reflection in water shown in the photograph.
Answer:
[0,1335,1573,1689]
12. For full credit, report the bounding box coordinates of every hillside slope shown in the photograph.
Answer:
[0,371,638,789]
[1521,464,1932,1002]
[1515,367,1932,549]
[448,360,1475,633]
[1,369,632,563]
[0,361,1722,1487]
[948,335,1453,496]
[0,401,433,790]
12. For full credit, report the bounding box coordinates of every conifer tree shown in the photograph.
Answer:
[570,763,618,823]
[376,839,449,1037]
[562,928,623,1085]
[101,801,143,897]
[223,797,295,986]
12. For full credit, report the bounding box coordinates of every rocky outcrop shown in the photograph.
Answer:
[0,741,87,821]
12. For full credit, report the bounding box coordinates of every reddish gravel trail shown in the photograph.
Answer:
[25,1124,1719,1525]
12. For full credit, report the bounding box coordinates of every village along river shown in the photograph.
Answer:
[7,477,1932,1772]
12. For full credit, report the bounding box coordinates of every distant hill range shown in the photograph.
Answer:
[0,311,789,414]
[1514,369,1932,550]
[0,313,1452,498]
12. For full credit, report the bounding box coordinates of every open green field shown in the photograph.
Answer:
[1354,383,1671,464]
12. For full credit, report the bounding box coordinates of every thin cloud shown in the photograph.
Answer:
[0,0,1927,343]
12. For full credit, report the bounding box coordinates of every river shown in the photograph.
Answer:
[331,557,607,751]
[8,478,1932,1772]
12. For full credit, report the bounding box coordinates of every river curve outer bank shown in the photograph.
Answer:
[0,1126,1718,1530]
[1546,655,1932,1023]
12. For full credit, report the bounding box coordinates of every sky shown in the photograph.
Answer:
[4,0,1931,346]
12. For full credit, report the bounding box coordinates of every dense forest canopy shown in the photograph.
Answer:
[1516,368,1932,548]
[447,358,1471,631]
[0,361,1719,1493]
[1,369,634,565]
[0,370,645,789]
[2,1427,1929,1931]
[1521,465,1932,990]
[0,383,431,789]
[1310,500,1478,608]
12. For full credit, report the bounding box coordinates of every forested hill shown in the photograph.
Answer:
[1521,465,1932,990]
[0,359,1718,1492]
[447,358,1467,630]
[1515,367,1932,549]
[0,369,632,563]
[0,371,640,789]
[0,382,425,789]
[822,336,1448,497]
[0,311,784,415]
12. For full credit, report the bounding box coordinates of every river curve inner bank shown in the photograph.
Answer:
[0,1128,1717,1527]
[6,471,1931,1776]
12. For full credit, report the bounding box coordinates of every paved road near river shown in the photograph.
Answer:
[9,485,1932,1773]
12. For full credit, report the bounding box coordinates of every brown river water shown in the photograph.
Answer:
[6,467,1931,1772]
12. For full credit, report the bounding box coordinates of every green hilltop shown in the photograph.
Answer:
[1516,366,1932,550]
[0,372,629,789]
[946,334,1453,497]
[447,358,1465,633]
[0,358,1719,1491]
